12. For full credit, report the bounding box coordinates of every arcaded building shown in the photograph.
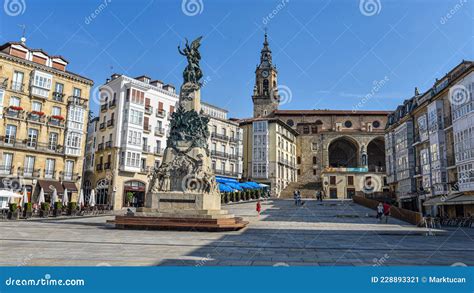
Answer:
[240,33,390,199]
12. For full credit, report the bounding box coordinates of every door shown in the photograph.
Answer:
[12,71,24,91]
[1,153,13,174]
[346,188,356,199]
[330,188,338,199]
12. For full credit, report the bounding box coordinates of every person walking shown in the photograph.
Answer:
[293,190,298,206]
[297,190,302,206]
[256,200,261,217]
[383,202,391,223]
[377,202,384,223]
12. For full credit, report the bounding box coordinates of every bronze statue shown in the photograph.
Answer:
[178,36,203,86]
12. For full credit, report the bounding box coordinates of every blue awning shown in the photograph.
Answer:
[225,182,243,191]
[215,176,239,184]
[239,182,255,189]
[218,183,234,193]
[246,182,262,189]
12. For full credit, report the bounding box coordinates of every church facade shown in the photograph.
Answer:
[239,34,390,199]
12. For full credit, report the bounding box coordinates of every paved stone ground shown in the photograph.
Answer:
[0,199,473,266]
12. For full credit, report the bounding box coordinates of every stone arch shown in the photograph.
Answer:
[367,136,385,172]
[328,136,359,168]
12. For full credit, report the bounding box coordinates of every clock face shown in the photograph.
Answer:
[261,70,269,78]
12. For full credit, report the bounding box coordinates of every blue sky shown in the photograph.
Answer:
[0,0,472,118]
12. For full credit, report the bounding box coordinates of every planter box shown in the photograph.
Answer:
[7,210,19,220]
[40,210,49,218]
[53,209,61,217]
[67,209,77,216]
[23,211,32,219]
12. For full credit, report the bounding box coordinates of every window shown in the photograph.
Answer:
[65,132,82,155]
[50,106,61,116]
[32,101,42,112]
[67,106,85,130]
[48,132,58,150]
[1,153,13,174]
[303,126,309,134]
[313,169,316,175]
[9,96,20,106]
[64,160,74,179]
[0,89,4,117]
[330,176,336,185]
[312,156,317,164]
[55,82,64,93]
[344,120,352,128]
[131,89,144,105]
[221,162,225,172]
[372,121,380,128]
[125,152,140,167]
[12,71,24,91]
[127,130,141,145]
[129,109,144,125]
[286,119,294,127]
[45,159,55,178]
[31,71,52,97]
[24,156,35,174]
[73,87,82,97]
[27,128,39,147]
[348,176,354,186]
[5,125,17,144]
[311,125,317,133]
[312,142,318,151]
[297,156,301,164]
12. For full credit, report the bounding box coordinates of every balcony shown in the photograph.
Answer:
[139,166,151,174]
[211,150,228,158]
[100,104,108,112]
[156,109,166,118]
[27,112,46,124]
[96,164,103,171]
[154,127,165,136]
[44,170,56,180]
[97,143,104,151]
[213,168,239,178]
[48,116,66,127]
[145,105,153,115]
[143,124,151,133]
[142,145,151,153]
[105,141,112,149]
[0,137,64,154]
[211,132,229,141]
[61,172,79,182]
[104,162,111,170]
[4,107,24,119]
[278,158,296,169]
[107,119,114,127]
[99,122,106,130]
[0,165,13,175]
[228,153,240,160]
[67,96,87,107]
[154,147,164,155]
[109,99,117,108]
[52,92,65,102]
[19,167,40,178]
[229,136,242,143]
[11,81,24,93]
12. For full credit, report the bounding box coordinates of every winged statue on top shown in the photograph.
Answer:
[178,36,203,86]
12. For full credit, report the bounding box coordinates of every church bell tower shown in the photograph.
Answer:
[252,32,280,118]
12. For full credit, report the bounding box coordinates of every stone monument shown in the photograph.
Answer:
[113,37,247,231]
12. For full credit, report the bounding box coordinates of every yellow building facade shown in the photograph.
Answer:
[0,41,93,203]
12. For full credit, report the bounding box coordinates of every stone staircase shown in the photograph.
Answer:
[279,181,323,199]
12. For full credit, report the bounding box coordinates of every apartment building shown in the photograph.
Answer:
[83,74,178,210]
[201,102,243,180]
[0,40,93,202]
[385,61,474,217]
[240,117,298,197]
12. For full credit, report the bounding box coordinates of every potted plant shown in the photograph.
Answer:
[9,105,23,111]
[67,202,78,216]
[23,202,32,219]
[126,192,134,207]
[7,203,19,220]
[31,111,45,116]
[40,203,50,218]
[53,202,62,217]
[51,115,65,120]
